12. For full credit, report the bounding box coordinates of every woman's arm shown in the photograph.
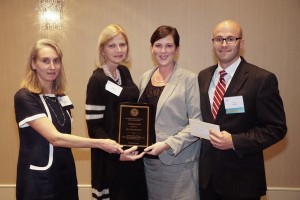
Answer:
[29,117,123,154]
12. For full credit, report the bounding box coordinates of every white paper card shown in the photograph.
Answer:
[189,119,220,140]
[57,96,72,107]
[105,80,123,96]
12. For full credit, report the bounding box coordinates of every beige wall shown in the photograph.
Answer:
[1,0,299,198]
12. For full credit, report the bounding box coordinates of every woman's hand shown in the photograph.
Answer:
[99,139,124,154]
[144,142,170,156]
[120,146,145,161]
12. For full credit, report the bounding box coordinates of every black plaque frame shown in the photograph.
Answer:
[117,102,153,148]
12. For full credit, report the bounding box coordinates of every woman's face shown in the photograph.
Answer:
[152,34,178,68]
[102,33,128,67]
[32,46,61,91]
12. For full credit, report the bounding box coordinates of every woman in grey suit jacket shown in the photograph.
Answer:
[138,25,201,200]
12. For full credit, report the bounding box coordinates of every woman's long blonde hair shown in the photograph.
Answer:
[21,39,66,94]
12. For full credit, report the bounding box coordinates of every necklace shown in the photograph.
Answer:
[102,64,122,85]
[154,68,172,83]
[44,96,66,126]
[45,96,57,102]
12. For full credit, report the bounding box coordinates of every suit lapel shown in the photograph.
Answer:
[216,58,249,120]
[225,58,249,97]
[156,66,181,119]
[205,66,217,122]
[204,67,217,94]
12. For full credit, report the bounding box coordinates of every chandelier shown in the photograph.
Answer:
[36,0,64,30]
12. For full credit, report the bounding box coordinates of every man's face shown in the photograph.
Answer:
[212,22,244,68]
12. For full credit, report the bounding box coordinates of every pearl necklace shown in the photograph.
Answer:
[154,68,172,83]
[44,96,66,127]
[102,65,122,85]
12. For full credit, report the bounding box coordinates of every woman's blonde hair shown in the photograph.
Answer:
[97,24,130,66]
[21,39,66,94]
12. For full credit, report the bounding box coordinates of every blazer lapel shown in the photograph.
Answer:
[216,58,249,120]
[156,66,181,119]
[225,58,249,96]
[138,68,156,99]
[205,66,217,122]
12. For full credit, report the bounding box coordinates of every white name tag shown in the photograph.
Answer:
[57,96,72,107]
[224,96,245,114]
[105,80,123,96]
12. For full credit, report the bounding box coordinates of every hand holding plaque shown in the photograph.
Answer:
[117,102,154,149]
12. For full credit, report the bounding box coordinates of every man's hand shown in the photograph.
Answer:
[209,129,234,150]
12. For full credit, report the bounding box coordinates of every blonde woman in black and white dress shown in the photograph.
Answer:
[14,39,132,200]
[85,24,148,200]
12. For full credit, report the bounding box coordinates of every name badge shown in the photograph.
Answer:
[224,96,245,114]
[58,96,73,107]
[105,80,123,96]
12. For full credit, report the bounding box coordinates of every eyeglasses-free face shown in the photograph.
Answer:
[102,33,128,67]
[32,46,61,92]
[152,34,178,68]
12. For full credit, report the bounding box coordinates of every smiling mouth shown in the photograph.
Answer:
[159,55,168,59]
[47,72,57,76]
[218,49,231,54]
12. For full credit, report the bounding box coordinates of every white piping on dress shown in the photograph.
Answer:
[19,113,47,128]
[29,94,54,171]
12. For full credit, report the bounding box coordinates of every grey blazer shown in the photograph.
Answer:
[139,65,201,165]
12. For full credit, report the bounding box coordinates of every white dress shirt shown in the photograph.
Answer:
[208,57,241,109]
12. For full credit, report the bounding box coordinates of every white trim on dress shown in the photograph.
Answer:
[28,94,54,171]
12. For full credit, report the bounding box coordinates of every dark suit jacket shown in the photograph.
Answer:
[198,57,287,198]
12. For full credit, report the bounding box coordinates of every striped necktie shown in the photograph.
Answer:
[212,70,227,120]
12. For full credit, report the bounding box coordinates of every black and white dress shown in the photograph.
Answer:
[85,65,148,200]
[14,88,78,200]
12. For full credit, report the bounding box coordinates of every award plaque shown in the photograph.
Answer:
[117,102,153,149]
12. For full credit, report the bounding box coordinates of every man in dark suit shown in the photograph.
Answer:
[198,20,287,200]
